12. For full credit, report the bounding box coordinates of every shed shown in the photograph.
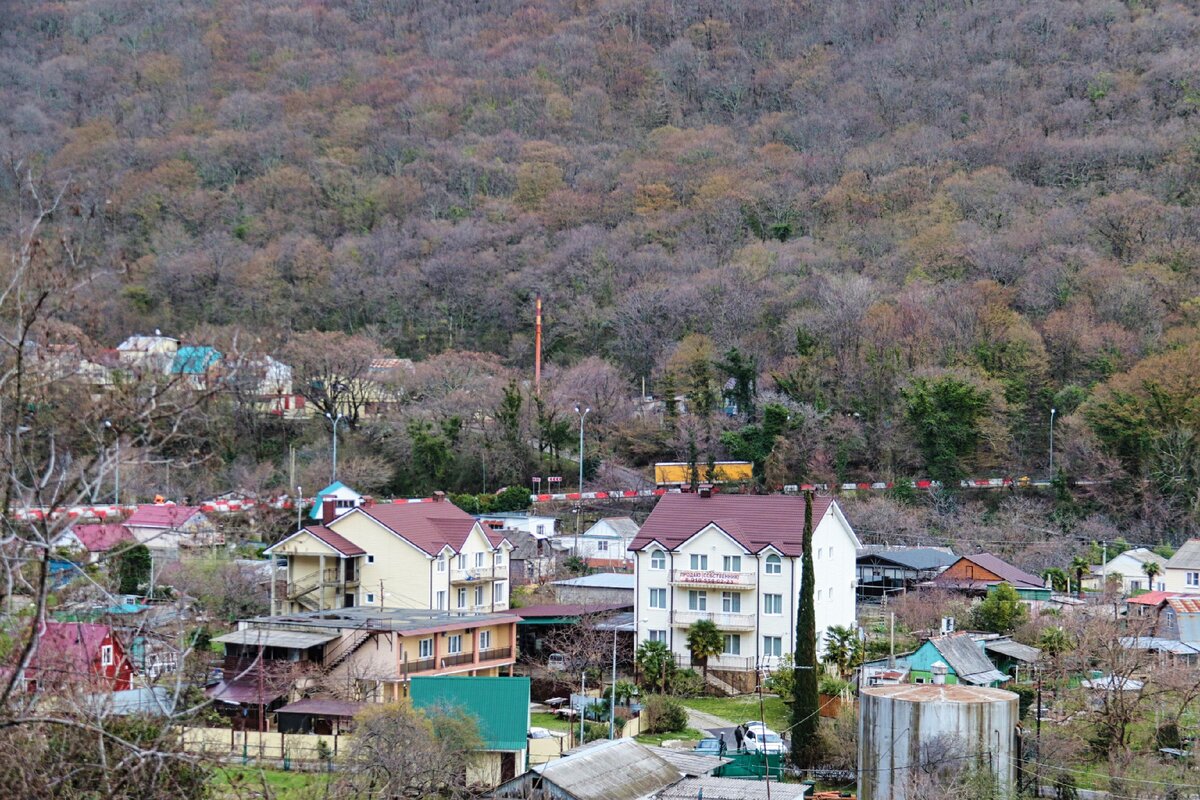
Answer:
[552,573,636,605]
[412,676,530,785]
[492,738,683,800]
[657,777,809,799]
[908,634,1010,686]
[275,697,363,735]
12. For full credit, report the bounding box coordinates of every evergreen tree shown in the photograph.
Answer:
[115,543,152,596]
[791,492,819,765]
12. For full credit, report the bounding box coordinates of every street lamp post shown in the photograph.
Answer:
[325,412,346,482]
[574,405,590,553]
[1049,407,1057,477]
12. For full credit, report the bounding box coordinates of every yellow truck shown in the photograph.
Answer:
[654,461,753,487]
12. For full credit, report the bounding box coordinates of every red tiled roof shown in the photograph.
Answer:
[934,553,1044,590]
[1167,597,1200,614]
[1128,591,1184,606]
[304,525,366,556]
[68,523,132,552]
[628,493,836,556]
[357,501,481,556]
[124,504,202,528]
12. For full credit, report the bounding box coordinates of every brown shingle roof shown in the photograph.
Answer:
[629,493,836,556]
[304,525,366,556]
[355,501,482,556]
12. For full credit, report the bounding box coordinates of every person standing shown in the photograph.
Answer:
[734,724,744,752]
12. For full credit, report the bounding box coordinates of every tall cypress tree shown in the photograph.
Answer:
[790,491,819,765]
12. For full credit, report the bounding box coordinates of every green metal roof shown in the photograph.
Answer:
[410,676,530,752]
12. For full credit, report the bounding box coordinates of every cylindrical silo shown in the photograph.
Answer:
[858,684,1019,800]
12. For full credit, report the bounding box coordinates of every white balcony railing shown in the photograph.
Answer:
[670,569,756,588]
[671,609,757,630]
[450,564,508,584]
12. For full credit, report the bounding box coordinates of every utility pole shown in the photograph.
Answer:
[609,628,618,739]
[1049,407,1057,476]
[296,486,302,532]
[580,670,586,747]
[325,412,345,482]
[105,420,120,505]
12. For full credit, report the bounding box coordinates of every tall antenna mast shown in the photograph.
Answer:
[534,293,543,396]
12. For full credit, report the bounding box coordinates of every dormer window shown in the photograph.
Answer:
[765,554,782,574]
[650,550,666,570]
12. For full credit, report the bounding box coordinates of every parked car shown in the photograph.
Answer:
[547,653,566,671]
[694,737,724,756]
[742,722,784,754]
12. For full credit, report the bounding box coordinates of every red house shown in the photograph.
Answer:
[22,622,133,693]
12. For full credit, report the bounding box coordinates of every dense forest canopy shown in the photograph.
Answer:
[2,0,1199,537]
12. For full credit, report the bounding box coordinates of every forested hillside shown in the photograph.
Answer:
[3,0,1199,538]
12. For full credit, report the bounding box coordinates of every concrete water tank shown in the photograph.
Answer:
[858,684,1019,800]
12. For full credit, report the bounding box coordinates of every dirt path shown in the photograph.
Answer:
[685,706,738,733]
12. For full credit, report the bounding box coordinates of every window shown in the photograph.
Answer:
[722,634,741,655]
[828,546,834,559]
[723,555,741,572]
[457,588,467,608]
[475,552,485,568]
[649,630,667,643]
[690,554,709,570]
[474,586,484,606]
[828,586,834,601]
[367,554,375,564]
[817,589,824,601]
[764,636,782,657]
[419,638,433,659]
[101,645,114,667]
[365,592,376,604]
[650,550,666,570]
[1189,572,1200,587]
[536,524,545,536]
[816,547,822,560]
[447,635,462,654]
[763,594,783,615]
[479,630,492,650]
[494,581,506,602]
[598,540,609,552]
[437,556,446,573]
[435,591,446,610]
[765,554,781,574]
[494,551,504,565]
[688,591,707,611]
[722,592,741,613]
[649,588,667,609]
[457,554,467,570]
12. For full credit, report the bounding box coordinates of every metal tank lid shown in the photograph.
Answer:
[861,684,1018,703]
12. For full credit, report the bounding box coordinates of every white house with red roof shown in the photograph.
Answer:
[266,491,513,615]
[629,491,860,674]
[123,503,222,552]
[52,523,134,564]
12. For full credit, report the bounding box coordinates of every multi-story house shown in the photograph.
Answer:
[576,517,640,569]
[266,492,513,615]
[211,607,519,707]
[1163,540,1200,595]
[629,491,861,681]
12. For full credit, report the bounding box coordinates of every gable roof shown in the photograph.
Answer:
[928,635,1010,685]
[1127,590,1185,607]
[348,500,489,556]
[169,345,221,374]
[934,553,1044,589]
[65,523,132,553]
[309,481,362,519]
[629,493,849,557]
[410,676,530,751]
[534,739,682,800]
[29,622,114,680]
[124,504,203,529]
[304,525,367,556]
[1166,540,1200,571]
[584,517,641,538]
[1167,597,1200,615]
[1109,548,1167,569]
[858,547,957,571]
[984,638,1041,664]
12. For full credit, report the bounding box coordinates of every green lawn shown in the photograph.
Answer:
[214,766,331,799]
[680,695,790,732]
[530,711,572,732]
[635,728,706,745]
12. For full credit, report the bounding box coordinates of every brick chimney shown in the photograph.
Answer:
[698,484,713,498]
[433,491,446,503]
[321,497,337,525]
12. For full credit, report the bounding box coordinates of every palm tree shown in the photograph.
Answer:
[1070,555,1091,597]
[686,619,723,682]
[822,625,863,679]
[1142,561,1161,593]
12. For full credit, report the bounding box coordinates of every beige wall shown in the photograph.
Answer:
[329,512,435,607]
[1164,568,1200,595]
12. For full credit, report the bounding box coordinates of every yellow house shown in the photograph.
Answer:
[266,494,514,615]
[213,607,520,704]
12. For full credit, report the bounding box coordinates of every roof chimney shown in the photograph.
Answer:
[433,491,446,503]
[698,484,713,498]
[321,497,337,526]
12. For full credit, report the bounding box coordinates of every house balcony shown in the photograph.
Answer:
[670,569,756,589]
[671,609,757,630]
[450,564,509,584]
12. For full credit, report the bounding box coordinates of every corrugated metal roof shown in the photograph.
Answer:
[124,504,203,529]
[1168,539,1200,571]
[537,739,682,800]
[1168,597,1200,614]
[85,686,177,717]
[1128,591,1185,606]
[1121,637,1200,656]
[410,676,530,752]
[643,746,728,777]
[930,634,1011,685]
[658,777,808,800]
[213,629,339,648]
[552,573,636,589]
[857,547,957,571]
[984,639,1041,663]
[276,698,365,717]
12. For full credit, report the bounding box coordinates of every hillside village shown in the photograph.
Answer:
[12,464,1200,799]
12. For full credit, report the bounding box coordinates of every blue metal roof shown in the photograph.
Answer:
[170,346,221,375]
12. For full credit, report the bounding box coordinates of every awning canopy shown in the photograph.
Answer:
[205,679,286,706]
[275,698,365,718]
[213,629,339,649]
